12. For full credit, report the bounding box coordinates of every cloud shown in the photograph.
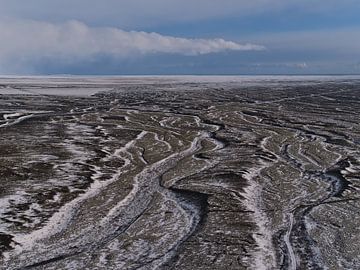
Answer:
[0,19,264,73]
[293,62,308,69]
[252,62,308,69]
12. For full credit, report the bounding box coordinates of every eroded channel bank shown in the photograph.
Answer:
[0,77,359,269]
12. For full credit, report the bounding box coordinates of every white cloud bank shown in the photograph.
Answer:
[0,20,264,65]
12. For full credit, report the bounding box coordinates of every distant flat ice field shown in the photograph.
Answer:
[1,75,360,96]
[0,86,113,96]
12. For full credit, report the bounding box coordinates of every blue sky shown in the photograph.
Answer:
[0,0,359,75]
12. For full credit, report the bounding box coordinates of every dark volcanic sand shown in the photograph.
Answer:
[0,76,359,269]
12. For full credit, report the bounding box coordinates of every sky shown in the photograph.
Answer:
[0,0,359,75]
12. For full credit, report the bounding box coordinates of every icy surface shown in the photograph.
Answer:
[0,76,360,269]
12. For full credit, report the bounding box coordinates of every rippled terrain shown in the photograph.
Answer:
[0,76,359,269]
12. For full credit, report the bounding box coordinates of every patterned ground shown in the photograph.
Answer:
[0,77,359,269]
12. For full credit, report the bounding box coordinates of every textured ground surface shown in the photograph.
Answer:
[0,76,359,269]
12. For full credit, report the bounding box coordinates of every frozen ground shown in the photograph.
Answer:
[0,76,359,269]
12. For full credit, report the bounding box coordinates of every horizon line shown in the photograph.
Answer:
[1,73,360,78]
